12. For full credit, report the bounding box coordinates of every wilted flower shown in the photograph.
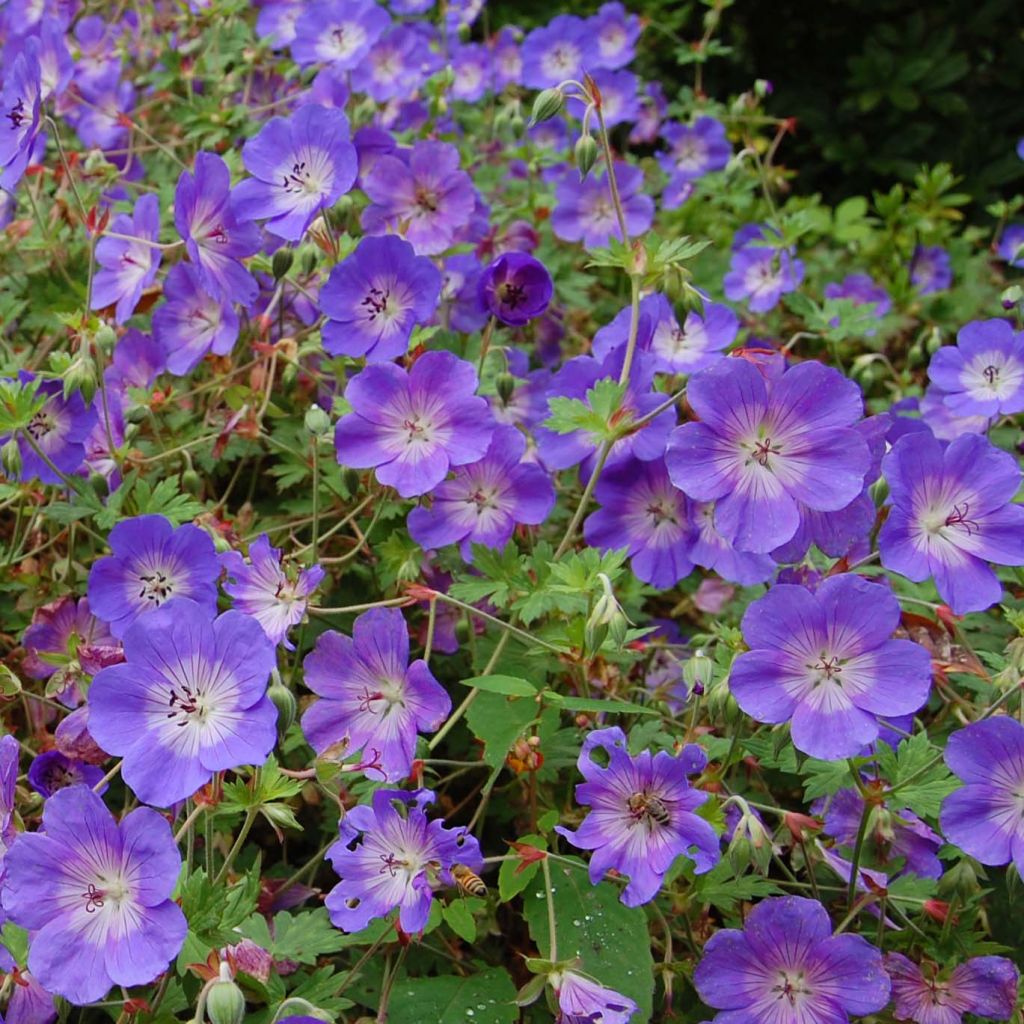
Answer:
[301,607,450,781]
[884,952,1018,1024]
[334,350,494,498]
[88,598,278,806]
[87,513,220,638]
[319,234,441,362]
[730,576,932,759]
[221,534,325,649]
[878,431,1024,614]
[694,896,890,1024]
[556,726,718,906]
[22,595,117,681]
[324,789,482,932]
[1,785,187,1005]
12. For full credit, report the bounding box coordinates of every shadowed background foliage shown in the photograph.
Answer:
[491,0,1024,213]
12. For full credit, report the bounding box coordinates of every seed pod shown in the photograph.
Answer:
[272,248,295,281]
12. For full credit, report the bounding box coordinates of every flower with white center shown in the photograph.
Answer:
[233,104,357,242]
[1,785,186,1005]
[928,318,1024,418]
[87,599,278,807]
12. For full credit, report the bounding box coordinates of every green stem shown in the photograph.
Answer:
[431,592,565,653]
[846,799,872,910]
[213,808,258,885]
[541,854,558,962]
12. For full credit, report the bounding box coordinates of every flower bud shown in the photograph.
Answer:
[682,650,714,696]
[1,437,22,478]
[181,469,202,496]
[495,372,517,405]
[268,675,297,738]
[925,326,943,355]
[300,250,318,277]
[342,467,361,495]
[1000,284,1022,309]
[64,355,98,404]
[206,961,246,1024]
[584,573,629,656]
[272,248,295,281]
[529,88,563,126]
[304,403,332,438]
[574,134,598,180]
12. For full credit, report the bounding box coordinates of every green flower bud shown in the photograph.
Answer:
[495,372,517,405]
[682,650,714,695]
[300,250,319,277]
[529,88,564,126]
[584,573,630,656]
[64,356,98,404]
[1,437,22,478]
[268,675,297,738]
[272,248,295,281]
[574,134,598,180]
[125,403,150,424]
[181,469,202,497]
[206,962,246,1024]
[93,322,116,354]
[925,326,943,355]
[938,856,980,900]
[342,467,361,495]
[304,403,332,438]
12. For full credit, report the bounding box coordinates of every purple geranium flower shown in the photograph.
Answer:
[324,789,482,933]
[551,161,654,249]
[221,534,325,649]
[70,66,134,151]
[0,785,187,1005]
[690,500,776,584]
[536,350,675,475]
[940,718,1024,878]
[27,750,105,798]
[301,608,450,781]
[350,25,434,102]
[630,81,667,146]
[407,424,555,559]
[814,786,942,878]
[666,357,870,553]
[584,456,696,588]
[153,262,240,375]
[659,117,731,181]
[694,896,890,1024]
[87,513,220,638]
[0,45,42,190]
[362,140,475,255]
[291,0,390,69]
[884,952,1019,1024]
[91,193,162,324]
[5,968,57,1024]
[997,224,1024,268]
[174,151,261,305]
[334,350,494,498]
[730,576,932,759]
[451,42,490,102]
[22,595,117,681]
[320,234,441,362]
[440,253,487,333]
[824,272,892,327]
[879,431,1024,614]
[910,245,952,295]
[555,727,718,906]
[233,104,357,241]
[521,15,596,88]
[594,293,737,375]
[478,252,553,326]
[5,373,96,485]
[88,598,277,807]
[590,1,641,69]
[927,318,1024,418]
[724,225,805,312]
[491,26,523,88]
[551,971,638,1024]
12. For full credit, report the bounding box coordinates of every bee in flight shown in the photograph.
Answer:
[451,863,487,897]
[627,791,671,826]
